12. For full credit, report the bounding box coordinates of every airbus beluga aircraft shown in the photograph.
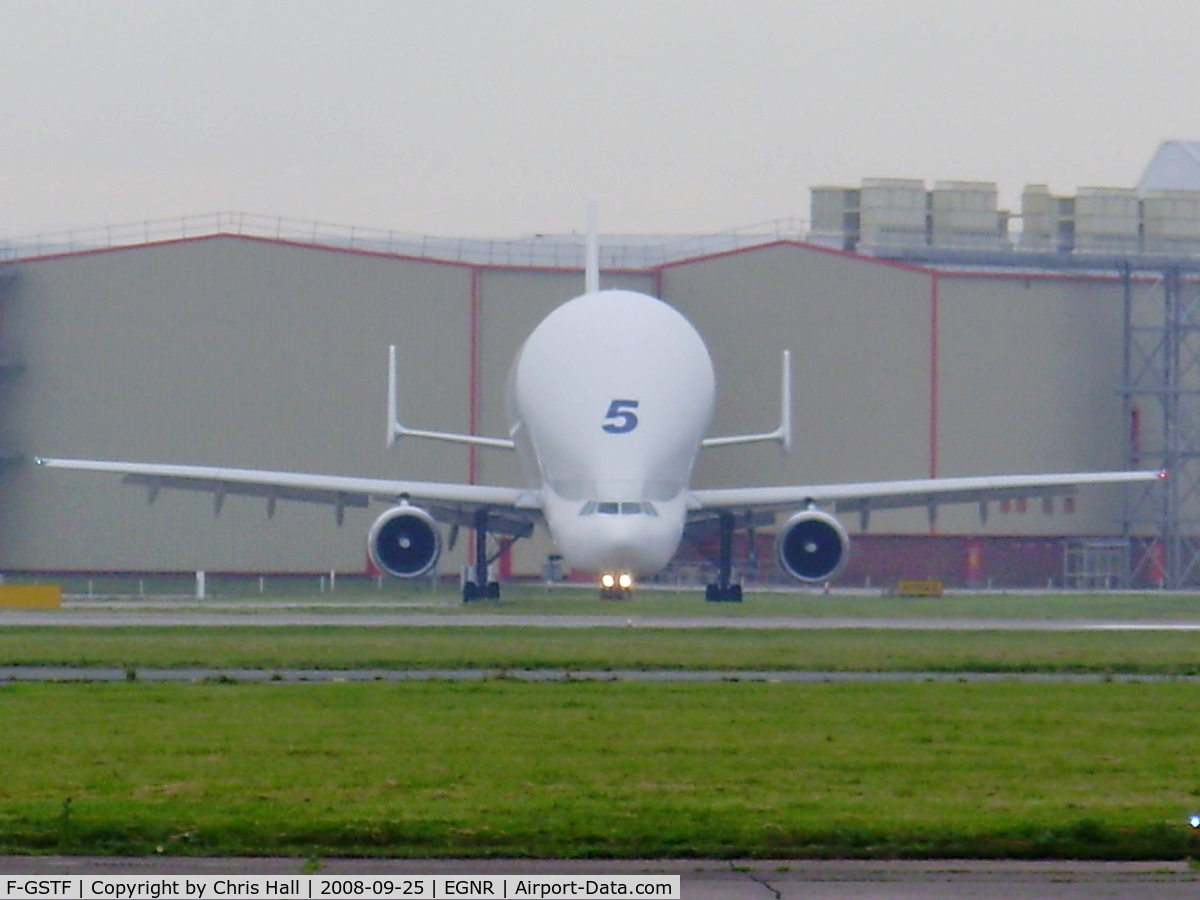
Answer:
[38,205,1163,601]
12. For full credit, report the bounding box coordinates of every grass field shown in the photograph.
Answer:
[27,576,1200,619]
[418,587,1200,620]
[3,593,1200,859]
[1,680,1198,859]
[3,626,1200,674]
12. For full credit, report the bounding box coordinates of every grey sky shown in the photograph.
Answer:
[2,0,1198,239]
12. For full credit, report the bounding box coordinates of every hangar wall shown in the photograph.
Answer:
[934,274,1129,535]
[0,236,477,573]
[662,244,931,500]
[0,230,1136,578]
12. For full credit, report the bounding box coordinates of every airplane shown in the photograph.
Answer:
[37,204,1164,602]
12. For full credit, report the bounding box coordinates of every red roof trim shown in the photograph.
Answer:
[4,229,1180,286]
[651,238,936,276]
[4,232,650,276]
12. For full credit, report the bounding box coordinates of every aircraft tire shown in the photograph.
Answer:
[706,583,743,602]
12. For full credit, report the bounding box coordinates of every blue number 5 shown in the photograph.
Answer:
[603,399,639,434]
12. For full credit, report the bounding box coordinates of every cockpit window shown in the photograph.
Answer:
[580,501,659,516]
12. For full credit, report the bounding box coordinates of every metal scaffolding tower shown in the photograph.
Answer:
[1121,263,1200,587]
[0,265,22,471]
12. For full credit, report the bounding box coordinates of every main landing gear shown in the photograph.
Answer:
[462,507,502,603]
[705,511,743,602]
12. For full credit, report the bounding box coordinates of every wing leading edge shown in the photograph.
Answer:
[35,457,542,533]
[692,469,1165,520]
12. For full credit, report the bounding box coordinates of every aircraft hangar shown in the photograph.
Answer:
[0,173,1194,588]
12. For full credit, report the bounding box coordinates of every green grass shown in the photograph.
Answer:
[1,680,1197,859]
[26,576,1200,619]
[4,592,1199,859]
[430,587,1200,621]
[2,626,1200,674]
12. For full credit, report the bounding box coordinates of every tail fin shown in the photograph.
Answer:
[585,199,599,294]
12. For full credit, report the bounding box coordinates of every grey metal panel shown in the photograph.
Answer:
[935,275,1129,535]
[0,237,474,571]
[662,244,933,533]
[0,230,1145,575]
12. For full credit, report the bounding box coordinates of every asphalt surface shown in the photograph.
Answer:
[1,858,1198,899]
[6,610,1200,629]
[4,666,1200,683]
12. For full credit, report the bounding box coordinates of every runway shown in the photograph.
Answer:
[2,857,1197,899]
[5,609,1200,630]
[4,666,1200,683]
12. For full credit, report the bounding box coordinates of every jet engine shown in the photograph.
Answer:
[368,505,441,578]
[776,509,850,583]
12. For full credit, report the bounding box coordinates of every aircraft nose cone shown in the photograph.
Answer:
[601,537,646,570]
[587,518,677,576]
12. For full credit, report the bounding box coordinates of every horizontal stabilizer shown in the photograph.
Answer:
[388,345,514,450]
[702,350,791,451]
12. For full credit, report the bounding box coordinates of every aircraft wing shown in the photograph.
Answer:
[691,469,1164,521]
[35,457,543,534]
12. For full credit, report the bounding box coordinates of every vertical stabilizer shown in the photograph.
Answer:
[387,344,400,447]
[779,349,792,454]
[585,199,599,294]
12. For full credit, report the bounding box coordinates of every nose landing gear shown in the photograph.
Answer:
[600,572,633,600]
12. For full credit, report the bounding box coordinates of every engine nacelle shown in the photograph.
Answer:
[776,509,850,583]
[368,505,441,578]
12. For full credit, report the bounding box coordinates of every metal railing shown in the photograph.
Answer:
[0,211,811,269]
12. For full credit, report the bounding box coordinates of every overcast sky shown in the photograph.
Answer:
[2,0,1198,239]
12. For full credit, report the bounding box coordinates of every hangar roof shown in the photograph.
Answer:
[0,211,807,271]
[1137,139,1200,194]
[2,210,1171,282]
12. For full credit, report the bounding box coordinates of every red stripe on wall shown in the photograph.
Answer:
[929,274,940,534]
[468,267,481,486]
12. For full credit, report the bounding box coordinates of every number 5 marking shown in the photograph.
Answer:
[602,399,639,434]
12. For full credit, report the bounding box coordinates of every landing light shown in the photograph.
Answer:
[600,573,616,589]
[1189,813,1200,829]
[618,573,633,590]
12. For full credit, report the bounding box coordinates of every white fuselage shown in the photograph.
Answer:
[506,289,715,576]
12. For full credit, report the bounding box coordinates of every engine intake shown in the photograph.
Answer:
[776,509,849,583]
[368,505,441,578]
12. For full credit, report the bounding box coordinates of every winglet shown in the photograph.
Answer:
[585,199,599,295]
